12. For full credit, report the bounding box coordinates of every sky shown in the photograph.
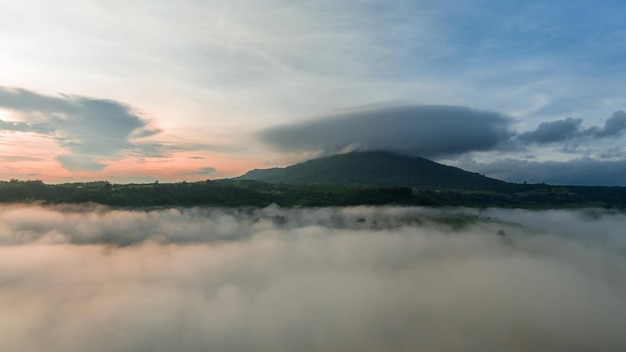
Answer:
[1,0,626,185]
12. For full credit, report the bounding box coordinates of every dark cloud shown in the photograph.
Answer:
[129,141,241,160]
[0,155,43,162]
[597,147,626,159]
[52,97,144,155]
[0,86,158,170]
[463,157,626,186]
[190,166,217,176]
[131,127,163,139]
[0,87,76,113]
[0,87,241,171]
[1,205,625,351]
[0,118,55,134]
[56,155,107,171]
[518,111,626,145]
[585,110,626,138]
[518,117,582,143]
[259,105,514,157]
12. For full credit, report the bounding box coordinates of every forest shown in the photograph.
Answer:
[1,178,625,209]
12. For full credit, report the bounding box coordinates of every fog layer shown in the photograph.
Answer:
[1,205,625,351]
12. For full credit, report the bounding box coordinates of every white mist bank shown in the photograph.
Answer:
[0,205,625,351]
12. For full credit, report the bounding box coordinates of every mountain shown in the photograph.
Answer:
[237,151,508,190]
[3,153,625,207]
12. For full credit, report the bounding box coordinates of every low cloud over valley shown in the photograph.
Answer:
[1,205,625,351]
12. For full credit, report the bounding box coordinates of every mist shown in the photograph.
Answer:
[1,204,625,351]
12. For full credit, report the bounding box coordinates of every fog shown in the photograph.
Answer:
[1,204,625,351]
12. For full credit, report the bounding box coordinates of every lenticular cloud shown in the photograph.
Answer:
[0,204,625,352]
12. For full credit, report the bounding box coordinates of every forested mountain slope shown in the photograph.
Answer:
[237,151,507,190]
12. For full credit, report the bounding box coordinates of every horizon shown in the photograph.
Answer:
[1,149,620,189]
[0,148,624,187]
[2,1,626,185]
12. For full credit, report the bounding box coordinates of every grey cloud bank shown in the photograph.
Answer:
[259,105,514,158]
[464,158,626,186]
[1,205,625,351]
[587,110,626,138]
[518,117,583,144]
[518,110,626,144]
[0,86,155,170]
[259,105,626,158]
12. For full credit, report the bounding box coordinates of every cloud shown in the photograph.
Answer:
[258,105,514,158]
[0,118,55,134]
[518,110,626,145]
[0,155,42,162]
[190,166,217,176]
[518,117,583,143]
[128,141,241,160]
[0,205,625,351]
[462,157,626,186]
[585,110,626,138]
[56,155,107,171]
[0,86,157,170]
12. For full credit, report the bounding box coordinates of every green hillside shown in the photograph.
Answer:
[237,151,508,190]
[2,151,626,208]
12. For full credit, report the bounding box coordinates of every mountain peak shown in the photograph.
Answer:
[237,151,506,189]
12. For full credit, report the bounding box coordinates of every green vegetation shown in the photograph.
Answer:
[2,151,625,208]
[237,151,509,190]
[0,179,417,207]
[1,178,625,208]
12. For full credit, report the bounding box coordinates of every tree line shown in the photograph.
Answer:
[0,179,625,208]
